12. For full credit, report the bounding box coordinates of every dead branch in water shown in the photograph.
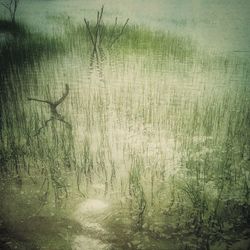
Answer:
[84,5,129,51]
[109,18,129,48]
[84,18,96,50]
[27,84,71,136]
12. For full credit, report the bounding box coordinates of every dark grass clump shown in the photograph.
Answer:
[0,27,66,78]
[0,19,26,36]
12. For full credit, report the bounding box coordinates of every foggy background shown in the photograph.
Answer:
[1,0,250,53]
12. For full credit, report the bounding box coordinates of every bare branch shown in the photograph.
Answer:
[28,84,71,136]
[109,18,129,48]
[94,5,104,49]
[29,84,69,107]
[99,21,105,45]
[99,5,104,24]
[94,11,100,49]
[1,2,11,10]
[84,5,105,51]
[84,18,96,49]
[27,97,51,105]
[34,118,53,137]
[98,6,105,43]
[108,17,118,44]
[96,11,99,26]
[54,84,69,106]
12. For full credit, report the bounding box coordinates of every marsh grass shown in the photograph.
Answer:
[0,27,66,77]
[0,19,26,35]
[63,20,196,61]
[0,16,249,249]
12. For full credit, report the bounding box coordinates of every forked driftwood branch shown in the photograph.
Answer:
[27,84,71,136]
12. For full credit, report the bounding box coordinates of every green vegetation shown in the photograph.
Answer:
[0,13,249,250]
[0,0,20,23]
[0,19,25,34]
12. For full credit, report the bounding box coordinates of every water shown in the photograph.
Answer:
[3,0,247,54]
[13,40,248,249]
[1,1,250,249]
[73,236,109,250]
[72,199,110,250]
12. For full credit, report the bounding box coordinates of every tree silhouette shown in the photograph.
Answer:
[1,0,20,23]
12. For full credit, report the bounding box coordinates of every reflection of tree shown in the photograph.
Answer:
[27,84,71,136]
[89,46,105,83]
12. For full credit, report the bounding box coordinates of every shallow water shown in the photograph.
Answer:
[0,1,250,249]
[1,0,247,54]
[72,199,110,250]
[73,236,109,250]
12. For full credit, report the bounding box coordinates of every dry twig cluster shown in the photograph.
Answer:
[84,5,129,52]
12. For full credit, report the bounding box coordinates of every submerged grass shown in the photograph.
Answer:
[0,15,250,249]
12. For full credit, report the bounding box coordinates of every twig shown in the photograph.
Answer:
[27,97,50,104]
[95,5,104,48]
[99,20,105,45]
[108,17,118,44]
[1,2,10,10]
[94,10,100,49]
[28,84,71,135]
[84,18,96,49]
[33,118,53,137]
[54,84,69,106]
[109,18,129,48]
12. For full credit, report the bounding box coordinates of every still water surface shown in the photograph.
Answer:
[1,0,249,53]
[1,1,250,249]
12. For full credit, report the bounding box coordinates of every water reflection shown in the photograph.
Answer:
[89,47,106,83]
